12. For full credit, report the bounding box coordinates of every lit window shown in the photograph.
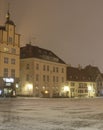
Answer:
[4,47,9,52]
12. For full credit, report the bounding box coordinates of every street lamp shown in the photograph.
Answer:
[25,83,33,96]
[88,85,92,97]
[64,86,69,91]
[63,86,70,97]
[45,90,48,94]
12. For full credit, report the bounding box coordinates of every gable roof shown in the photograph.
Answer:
[20,44,66,64]
[67,65,101,82]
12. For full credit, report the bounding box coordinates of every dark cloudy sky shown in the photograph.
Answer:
[1,0,103,71]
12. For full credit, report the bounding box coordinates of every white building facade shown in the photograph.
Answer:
[20,44,67,97]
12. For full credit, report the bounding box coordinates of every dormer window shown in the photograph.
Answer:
[38,49,41,53]
[82,77,85,80]
[70,76,72,79]
[76,76,78,79]
[44,51,47,55]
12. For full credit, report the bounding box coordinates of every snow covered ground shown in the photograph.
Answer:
[0,97,103,130]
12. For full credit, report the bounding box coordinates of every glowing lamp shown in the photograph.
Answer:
[64,86,70,92]
[45,90,48,94]
[88,85,92,91]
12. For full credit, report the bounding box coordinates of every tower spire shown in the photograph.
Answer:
[6,3,10,21]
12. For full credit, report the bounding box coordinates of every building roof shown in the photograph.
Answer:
[84,65,100,75]
[0,26,5,30]
[5,10,15,26]
[5,20,15,25]
[20,44,66,64]
[67,65,101,82]
[0,11,15,30]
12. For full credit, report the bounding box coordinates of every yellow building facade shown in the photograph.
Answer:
[0,11,20,96]
[65,65,103,98]
[61,81,97,98]
[20,44,67,97]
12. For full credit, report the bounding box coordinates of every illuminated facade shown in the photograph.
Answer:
[20,44,67,97]
[64,65,103,98]
[0,11,20,96]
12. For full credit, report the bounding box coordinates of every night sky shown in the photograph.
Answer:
[1,0,103,71]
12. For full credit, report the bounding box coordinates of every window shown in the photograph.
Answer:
[85,90,88,93]
[93,83,95,87]
[78,90,83,93]
[4,57,9,64]
[43,75,46,82]
[71,82,75,86]
[79,83,83,88]
[84,83,87,87]
[56,67,58,72]
[26,74,29,81]
[36,74,39,81]
[38,49,42,53]
[11,69,15,77]
[8,37,13,43]
[47,65,49,71]
[62,77,64,82]
[4,68,8,77]
[53,76,55,82]
[36,64,39,70]
[71,88,75,92]
[53,67,55,72]
[56,77,59,82]
[26,64,30,69]
[61,68,64,73]
[43,65,46,71]
[47,75,49,82]
[11,59,15,64]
